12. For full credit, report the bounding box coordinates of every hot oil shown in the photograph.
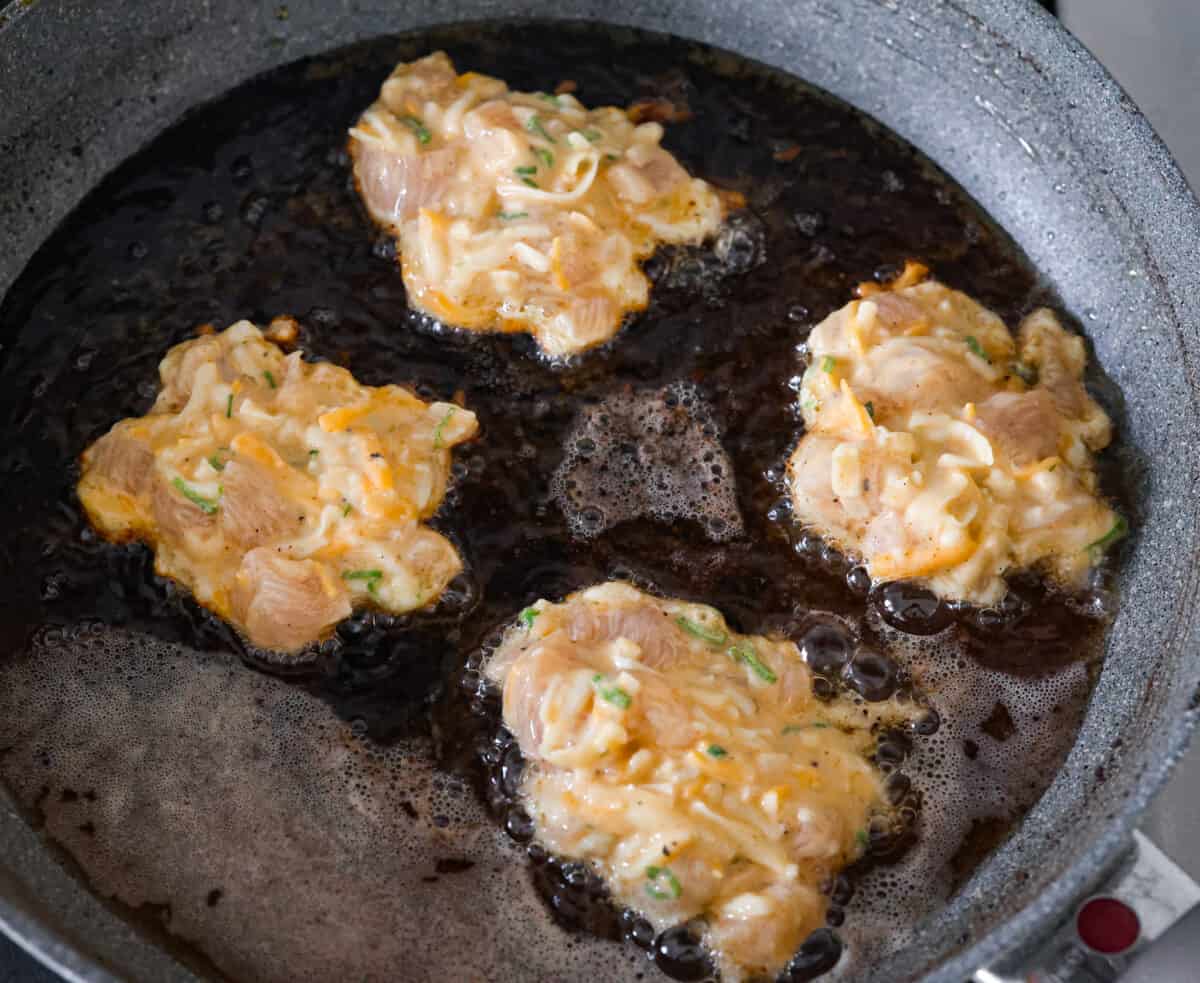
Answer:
[0,21,1126,983]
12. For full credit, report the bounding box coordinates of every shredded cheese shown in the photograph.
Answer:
[348,52,727,356]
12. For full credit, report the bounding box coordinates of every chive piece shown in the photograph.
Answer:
[855,829,870,849]
[965,335,990,363]
[401,115,432,145]
[342,569,383,593]
[526,114,556,143]
[592,673,632,710]
[864,400,875,421]
[533,146,554,168]
[519,606,538,628]
[207,454,226,472]
[581,128,602,143]
[514,165,538,176]
[342,502,353,517]
[498,211,529,220]
[308,448,319,459]
[706,744,728,758]
[730,641,777,683]
[171,477,219,515]
[820,355,836,373]
[225,393,234,418]
[604,153,619,162]
[675,615,727,646]
[520,177,538,188]
[263,369,277,389]
[1011,360,1038,386]
[1088,514,1129,552]
[783,722,830,734]
[432,407,456,450]
[537,92,560,106]
[644,866,682,901]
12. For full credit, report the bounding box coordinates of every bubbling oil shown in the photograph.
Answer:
[0,20,1123,983]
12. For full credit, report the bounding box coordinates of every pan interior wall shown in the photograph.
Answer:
[0,7,1198,983]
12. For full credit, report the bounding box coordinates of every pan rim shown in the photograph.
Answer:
[0,1,1198,981]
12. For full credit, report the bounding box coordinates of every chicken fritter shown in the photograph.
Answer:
[77,320,478,653]
[348,52,728,356]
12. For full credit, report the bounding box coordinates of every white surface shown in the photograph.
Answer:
[1063,0,1200,196]
[1060,0,1200,881]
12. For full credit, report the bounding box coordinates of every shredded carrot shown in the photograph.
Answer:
[872,537,977,580]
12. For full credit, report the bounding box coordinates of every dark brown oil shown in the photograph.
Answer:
[0,20,1127,983]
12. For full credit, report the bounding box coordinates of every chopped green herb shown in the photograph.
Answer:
[592,674,632,710]
[644,866,682,901]
[820,355,836,373]
[519,606,539,628]
[730,641,777,683]
[401,114,432,145]
[675,615,727,646]
[965,335,990,363]
[1011,360,1038,386]
[526,114,556,143]
[864,400,875,421]
[514,165,538,176]
[171,477,220,515]
[855,829,870,849]
[533,146,555,168]
[308,448,319,459]
[581,128,602,143]
[1088,514,1129,552]
[537,92,560,106]
[520,177,539,188]
[706,744,728,758]
[207,454,227,472]
[783,722,831,734]
[342,569,383,593]
[498,210,529,221]
[342,502,353,517]
[263,369,277,389]
[432,407,456,450]
[225,393,234,418]
[604,153,619,162]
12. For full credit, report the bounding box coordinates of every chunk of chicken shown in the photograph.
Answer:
[565,600,688,670]
[77,320,478,654]
[348,52,728,356]
[76,427,155,537]
[790,271,1120,604]
[218,460,306,549]
[486,582,918,981]
[230,550,352,653]
[973,390,1061,466]
[353,145,460,227]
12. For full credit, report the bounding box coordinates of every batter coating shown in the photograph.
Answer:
[349,52,727,356]
[789,265,1119,605]
[486,582,917,980]
[78,320,477,652]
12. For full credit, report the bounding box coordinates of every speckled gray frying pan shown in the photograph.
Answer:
[1,0,1199,981]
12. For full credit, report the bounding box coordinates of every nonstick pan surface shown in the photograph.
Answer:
[2,2,1200,981]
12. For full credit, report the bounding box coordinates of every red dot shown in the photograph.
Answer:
[1076,896,1140,954]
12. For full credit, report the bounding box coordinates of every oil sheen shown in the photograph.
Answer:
[0,21,1125,983]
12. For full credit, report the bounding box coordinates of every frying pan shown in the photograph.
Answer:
[2,0,1199,980]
